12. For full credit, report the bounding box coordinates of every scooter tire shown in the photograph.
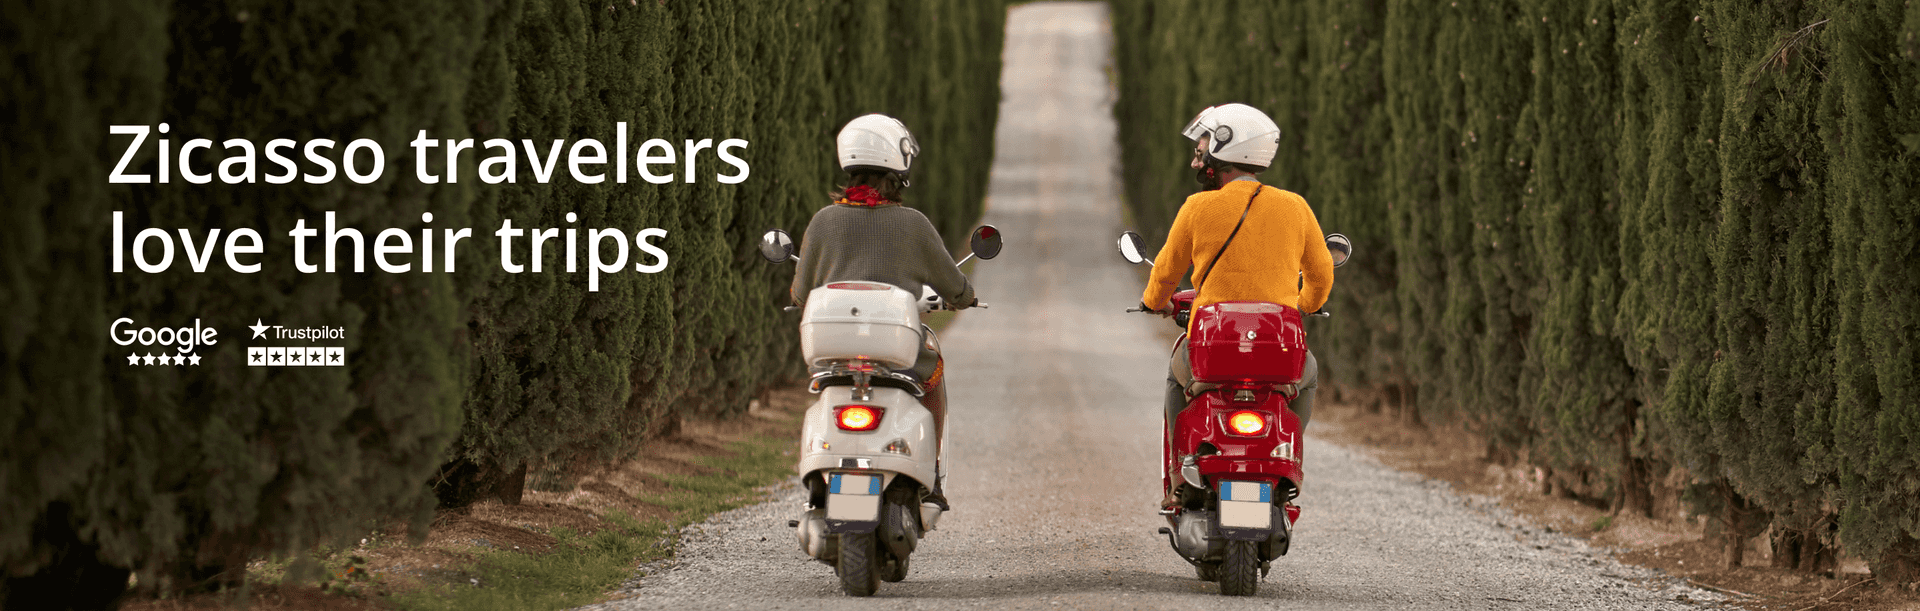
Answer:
[836,532,880,596]
[1219,540,1260,596]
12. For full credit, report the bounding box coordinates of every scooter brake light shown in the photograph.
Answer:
[836,405,882,431]
[1226,410,1266,436]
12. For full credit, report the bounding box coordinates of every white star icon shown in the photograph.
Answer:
[250,319,270,339]
[142,353,156,365]
[169,354,183,365]
[127,352,140,365]
[188,354,202,366]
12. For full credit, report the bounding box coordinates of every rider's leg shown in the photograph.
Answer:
[1165,337,1192,433]
[1288,351,1317,430]
[909,344,951,510]
[1163,338,1192,507]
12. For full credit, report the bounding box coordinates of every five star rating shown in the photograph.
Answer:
[247,345,345,365]
[249,346,346,367]
[127,352,203,366]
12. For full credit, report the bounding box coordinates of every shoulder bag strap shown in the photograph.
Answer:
[1193,185,1262,293]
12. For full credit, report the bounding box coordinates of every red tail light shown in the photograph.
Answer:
[836,405,882,431]
[1226,410,1267,436]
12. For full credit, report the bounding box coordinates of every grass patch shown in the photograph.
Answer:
[1590,515,1614,533]
[385,431,800,611]
[390,522,665,611]
[644,436,798,517]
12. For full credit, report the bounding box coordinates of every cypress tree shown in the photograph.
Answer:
[1523,0,1646,513]
[1824,0,1920,583]
[1,0,167,597]
[1303,0,1398,395]
[1708,0,1839,569]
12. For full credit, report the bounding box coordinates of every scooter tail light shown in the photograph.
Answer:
[1227,410,1266,436]
[836,405,883,431]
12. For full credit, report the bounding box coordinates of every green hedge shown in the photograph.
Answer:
[2,0,1002,600]
[1112,0,1919,581]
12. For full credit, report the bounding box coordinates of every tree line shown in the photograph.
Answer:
[3,0,1003,602]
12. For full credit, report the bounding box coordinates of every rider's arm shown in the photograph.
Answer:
[1297,199,1334,313]
[790,214,828,308]
[911,211,976,308]
[1142,201,1197,310]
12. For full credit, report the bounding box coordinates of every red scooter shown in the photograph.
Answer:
[1116,231,1351,597]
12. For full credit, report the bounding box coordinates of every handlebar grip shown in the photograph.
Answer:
[783,305,799,312]
[1126,306,1148,313]
[974,302,989,309]
[1309,309,1331,318]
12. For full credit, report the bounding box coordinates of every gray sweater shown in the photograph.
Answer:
[790,203,975,308]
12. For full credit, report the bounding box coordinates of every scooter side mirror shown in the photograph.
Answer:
[1118,231,1152,265]
[759,229,797,263]
[969,225,1004,261]
[1325,233,1353,268]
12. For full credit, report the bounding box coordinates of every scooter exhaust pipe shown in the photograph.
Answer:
[795,508,838,564]
[1173,509,1225,561]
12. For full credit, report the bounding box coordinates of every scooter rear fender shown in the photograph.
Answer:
[798,385,937,492]
[1171,389,1305,494]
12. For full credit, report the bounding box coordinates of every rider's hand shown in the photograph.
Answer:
[1142,302,1172,318]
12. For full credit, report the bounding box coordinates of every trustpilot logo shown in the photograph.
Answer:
[246,319,347,367]
[112,318,215,366]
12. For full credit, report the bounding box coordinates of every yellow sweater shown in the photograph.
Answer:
[1142,180,1335,321]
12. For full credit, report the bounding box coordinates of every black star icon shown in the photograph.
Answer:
[252,351,264,364]
[288,350,302,364]
[330,352,342,364]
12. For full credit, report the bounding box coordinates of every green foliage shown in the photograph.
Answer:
[1823,0,1920,575]
[1112,0,1919,579]
[4,0,1003,598]
[392,526,664,611]
[393,432,795,611]
[1,0,167,580]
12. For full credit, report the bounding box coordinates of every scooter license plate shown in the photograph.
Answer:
[825,472,882,522]
[1218,480,1272,529]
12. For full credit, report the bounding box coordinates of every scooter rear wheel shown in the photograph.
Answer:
[836,532,880,596]
[1218,540,1260,596]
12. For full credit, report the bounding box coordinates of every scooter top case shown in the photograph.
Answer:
[800,282,922,369]
[798,384,939,495]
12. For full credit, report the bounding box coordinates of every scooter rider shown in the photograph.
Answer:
[1141,103,1335,485]
[790,113,976,509]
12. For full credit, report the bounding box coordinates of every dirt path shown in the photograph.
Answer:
[590,3,1729,609]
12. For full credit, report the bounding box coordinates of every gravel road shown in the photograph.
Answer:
[590,3,1729,609]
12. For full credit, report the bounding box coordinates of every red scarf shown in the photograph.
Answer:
[837,185,890,207]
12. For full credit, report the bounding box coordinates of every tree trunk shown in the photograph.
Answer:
[1720,486,1767,569]
[1615,404,1653,518]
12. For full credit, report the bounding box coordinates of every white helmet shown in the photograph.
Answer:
[1182,103,1280,170]
[836,114,920,175]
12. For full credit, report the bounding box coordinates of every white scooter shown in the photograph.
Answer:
[758,225,1002,596]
